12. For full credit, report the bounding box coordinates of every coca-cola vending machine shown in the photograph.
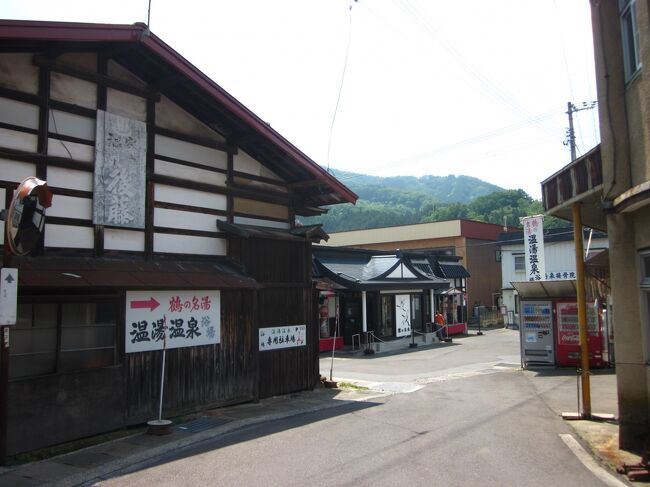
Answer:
[555,300,604,367]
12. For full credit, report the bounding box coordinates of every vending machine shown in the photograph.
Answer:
[520,300,555,366]
[555,300,604,367]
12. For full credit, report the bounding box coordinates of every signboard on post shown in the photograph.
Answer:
[0,269,17,326]
[125,290,220,353]
[395,294,412,338]
[521,215,546,281]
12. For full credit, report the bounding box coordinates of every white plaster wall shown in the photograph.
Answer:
[50,72,96,109]
[104,228,145,252]
[154,184,227,211]
[46,166,93,192]
[153,233,227,256]
[0,97,39,129]
[155,134,227,169]
[0,53,39,94]
[44,224,94,249]
[156,95,225,142]
[106,88,146,122]
[0,128,37,152]
[47,195,92,220]
[47,138,94,162]
[49,110,95,141]
[154,207,224,232]
[0,159,37,183]
[234,150,282,181]
[154,159,227,187]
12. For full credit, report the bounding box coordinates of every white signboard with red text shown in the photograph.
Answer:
[125,290,220,353]
[522,215,546,282]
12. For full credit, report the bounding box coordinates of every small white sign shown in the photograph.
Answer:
[0,268,18,326]
[125,290,221,353]
[259,325,306,351]
[522,215,546,282]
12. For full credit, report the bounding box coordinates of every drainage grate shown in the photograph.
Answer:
[493,362,520,368]
[176,416,231,434]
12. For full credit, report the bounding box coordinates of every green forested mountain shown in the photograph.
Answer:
[301,171,562,232]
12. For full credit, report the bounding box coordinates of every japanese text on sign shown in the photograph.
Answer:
[259,325,306,351]
[522,215,546,281]
[125,290,220,353]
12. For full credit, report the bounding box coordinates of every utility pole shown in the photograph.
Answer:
[565,100,597,419]
[565,101,597,162]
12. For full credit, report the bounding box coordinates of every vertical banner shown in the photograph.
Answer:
[521,215,546,281]
[395,294,412,337]
[94,110,147,229]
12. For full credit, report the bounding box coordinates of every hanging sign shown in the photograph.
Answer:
[0,268,18,326]
[94,110,147,229]
[125,290,220,353]
[259,325,306,351]
[521,215,546,281]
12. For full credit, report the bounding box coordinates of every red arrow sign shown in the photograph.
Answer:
[130,297,160,311]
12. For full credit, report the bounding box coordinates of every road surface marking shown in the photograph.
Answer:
[559,434,628,487]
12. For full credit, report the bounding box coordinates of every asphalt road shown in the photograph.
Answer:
[95,329,622,487]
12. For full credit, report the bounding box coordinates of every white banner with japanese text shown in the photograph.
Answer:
[395,294,412,337]
[259,325,306,351]
[522,215,546,281]
[125,290,220,353]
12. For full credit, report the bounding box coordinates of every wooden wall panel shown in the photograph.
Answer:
[234,197,288,220]
[233,216,290,229]
[0,53,39,94]
[126,289,257,423]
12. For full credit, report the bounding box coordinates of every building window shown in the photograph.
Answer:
[10,297,118,380]
[641,251,650,287]
[620,0,641,81]
[514,254,525,272]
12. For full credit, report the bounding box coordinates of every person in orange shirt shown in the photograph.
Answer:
[434,310,445,340]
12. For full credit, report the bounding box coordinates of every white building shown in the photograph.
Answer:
[498,227,608,324]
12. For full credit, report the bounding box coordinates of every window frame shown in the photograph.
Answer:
[10,294,121,380]
[514,253,525,272]
[620,0,642,82]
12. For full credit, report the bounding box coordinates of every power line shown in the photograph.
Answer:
[327,1,356,173]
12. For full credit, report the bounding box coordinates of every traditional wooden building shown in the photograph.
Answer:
[0,20,356,455]
[313,246,469,347]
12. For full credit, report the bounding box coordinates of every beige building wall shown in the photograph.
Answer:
[592,0,650,448]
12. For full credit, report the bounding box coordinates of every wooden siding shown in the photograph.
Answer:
[229,237,317,398]
[126,289,257,423]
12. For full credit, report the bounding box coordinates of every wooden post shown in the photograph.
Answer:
[1,187,13,464]
[572,202,591,418]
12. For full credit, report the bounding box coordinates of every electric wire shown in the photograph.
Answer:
[327,1,355,173]
[399,0,564,137]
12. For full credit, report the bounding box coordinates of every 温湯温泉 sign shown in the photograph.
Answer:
[259,325,306,351]
[522,215,546,281]
[125,290,220,353]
